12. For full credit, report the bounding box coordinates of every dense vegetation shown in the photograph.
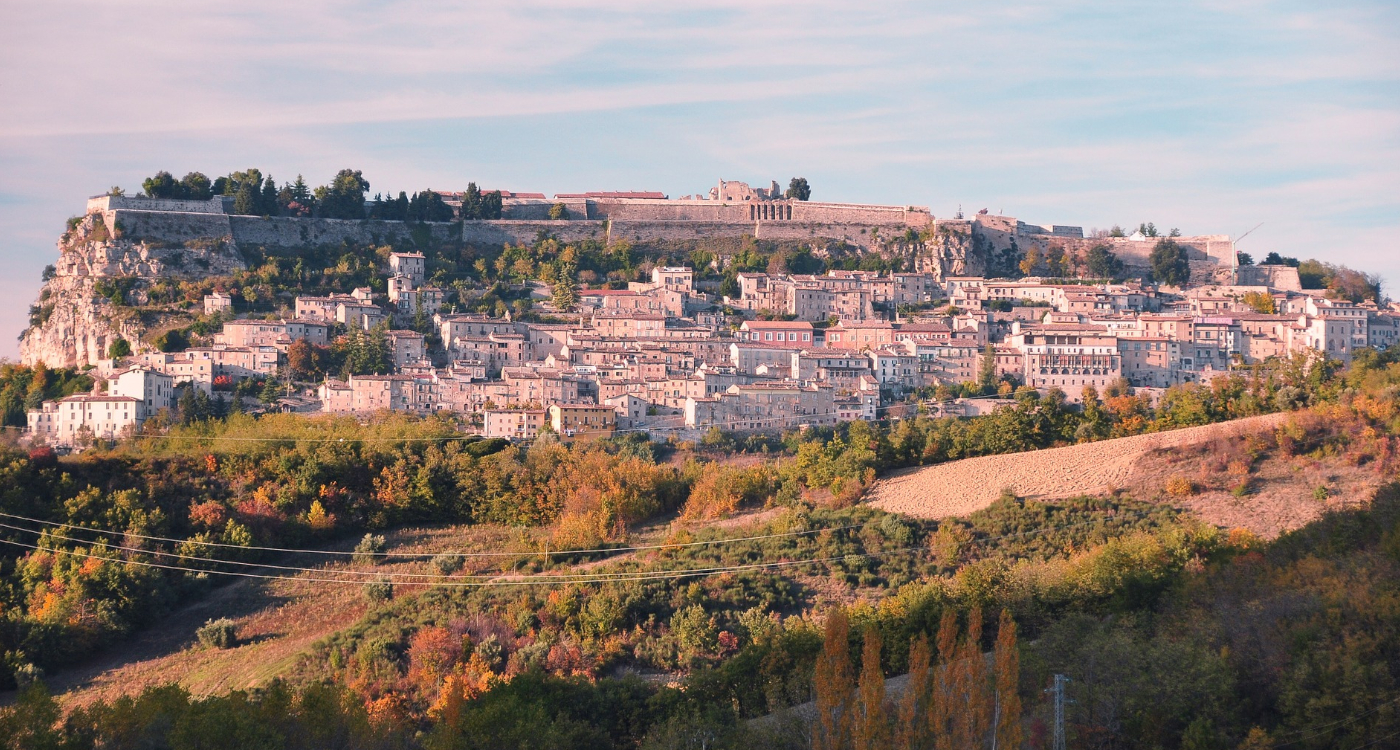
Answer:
[0,350,1358,686]
[1,347,1396,747]
[0,363,93,428]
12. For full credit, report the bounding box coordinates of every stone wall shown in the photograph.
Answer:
[968,214,1233,270]
[462,220,607,246]
[88,195,229,214]
[501,198,590,220]
[107,210,233,244]
[228,216,459,248]
[500,197,934,227]
[111,210,609,249]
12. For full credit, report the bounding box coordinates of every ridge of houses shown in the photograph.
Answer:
[26,252,1400,447]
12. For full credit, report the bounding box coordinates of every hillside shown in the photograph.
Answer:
[18,189,978,369]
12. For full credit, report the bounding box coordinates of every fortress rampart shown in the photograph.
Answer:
[94,209,929,252]
[500,196,932,227]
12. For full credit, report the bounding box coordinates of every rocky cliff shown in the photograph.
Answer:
[16,204,997,368]
[19,213,246,368]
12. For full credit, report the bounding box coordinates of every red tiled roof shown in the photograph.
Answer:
[554,192,667,199]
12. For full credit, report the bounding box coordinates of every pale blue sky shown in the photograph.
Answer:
[2,1,1397,359]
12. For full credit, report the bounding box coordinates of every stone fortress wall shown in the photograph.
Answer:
[967,211,1234,270]
[84,183,1235,274]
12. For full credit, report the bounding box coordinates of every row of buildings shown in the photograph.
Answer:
[26,256,1400,447]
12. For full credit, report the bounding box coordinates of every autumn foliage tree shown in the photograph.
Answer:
[993,609,1023,750]
[854,627,889,750]
[814,607,855,750]
[896,633,934,749]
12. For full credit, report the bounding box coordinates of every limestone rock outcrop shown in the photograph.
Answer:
[19,214,245,368]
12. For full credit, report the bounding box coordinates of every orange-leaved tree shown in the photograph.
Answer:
[993,609,1023,750]
[814,607,856,750]
[896,633,934,749]
[854,626,889,750]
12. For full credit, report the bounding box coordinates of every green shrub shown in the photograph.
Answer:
[432,553,464,575]
[353,533,386,566]
[364,579,393,603]
[197,618,238,649]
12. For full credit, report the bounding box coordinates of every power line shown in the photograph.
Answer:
[0,509,1158,589]
[1269,694,1400,748]
[0,509,870,559]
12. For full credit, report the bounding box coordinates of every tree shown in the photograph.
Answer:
[854,627,889,750]
[1086,244,1123,279]
[1241,291,1275,314]
[978,344,997,394]
[785,177,811,201]
[407,189,454,222]
[153,328,188,352]
[813,607,855,750]
[1045,245,1070,277]
[1138,222,1159,237]
[896,634,933,749]
[281,174,315,216]
[551,264,579,311]
[1150,239,1190,286]
[1019,247,1042,276]
[460,182,504,220]
[1236,252,1254,266]
[181,172,213,200]
[107,337,131,359]
[993,609,1023,750]
[142,171,180,198]
[232,183,258,216]
[960,609,991,748]
[1262,251,1298,267]
[286,339,325,379]
[549,202,569,220]
[933,610,959,750]
[315,169,370,220]
[260,175,280,216]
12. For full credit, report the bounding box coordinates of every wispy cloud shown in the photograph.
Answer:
[0,0,1397,357]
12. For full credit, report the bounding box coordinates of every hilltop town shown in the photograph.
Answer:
[17,174,1397,448]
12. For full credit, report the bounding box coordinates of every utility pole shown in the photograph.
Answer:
[1046,673,1071,750]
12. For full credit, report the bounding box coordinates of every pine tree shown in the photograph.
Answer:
[993,609,1023,750]
[854,627,889,750]
[260,175,279,216]
[814,607,856,750]
[896,634,933,750]
[233,183,257,216]
[933,610,959,750]
[551,262,579,311]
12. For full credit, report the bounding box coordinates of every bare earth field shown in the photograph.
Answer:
[871,414,1287,520]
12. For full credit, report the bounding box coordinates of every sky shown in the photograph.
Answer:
[1,0,1397,360]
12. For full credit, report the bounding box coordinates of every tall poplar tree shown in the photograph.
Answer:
[814,607,855,750]
[933,611,959,750]
[896,634,933,749]
[962,609,992,748]
[993,609,1023,750]
[854,627,889,750]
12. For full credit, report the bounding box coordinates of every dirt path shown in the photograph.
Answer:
[868,413,1289,520]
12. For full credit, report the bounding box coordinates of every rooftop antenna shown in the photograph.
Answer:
[955,204,964,220]
[1234,222,1264,244]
